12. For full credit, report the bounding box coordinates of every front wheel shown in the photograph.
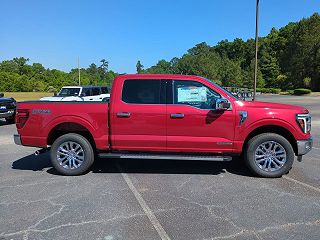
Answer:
[50,133,94,175]
[245,133,294,178]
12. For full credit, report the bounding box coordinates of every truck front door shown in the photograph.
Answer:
[166,79,235,153]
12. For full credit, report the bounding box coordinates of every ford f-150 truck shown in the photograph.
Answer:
[14,74,313,177]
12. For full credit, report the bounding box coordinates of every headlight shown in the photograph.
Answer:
[296,113,311,133]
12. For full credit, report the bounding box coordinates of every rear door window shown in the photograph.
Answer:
[122,80,161,104]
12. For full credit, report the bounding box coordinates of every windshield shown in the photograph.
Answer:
[58,88,81,97]
[202,78,240,100]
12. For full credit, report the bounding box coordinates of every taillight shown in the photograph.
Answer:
[16,109,29,129]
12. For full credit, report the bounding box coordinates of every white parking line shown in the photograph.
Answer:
[283,176,320,193]
[117,164,171,240]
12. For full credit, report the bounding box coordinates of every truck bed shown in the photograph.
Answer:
[16,101,109,150]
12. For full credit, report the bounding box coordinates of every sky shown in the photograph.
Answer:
[0,0,319,73]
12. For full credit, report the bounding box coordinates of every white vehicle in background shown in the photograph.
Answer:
[40,86,110,101]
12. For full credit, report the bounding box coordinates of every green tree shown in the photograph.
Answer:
[136,60,144,73]
[242,60,265,88]
[280,13,320,90]
[218,58,243,87]
[99,59,109,78]
[144,59,174,74]
[13,57,30,75]
[86,63,100,84]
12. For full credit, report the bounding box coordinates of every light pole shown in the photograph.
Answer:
[78,57,81,86]
[253,0,260,101]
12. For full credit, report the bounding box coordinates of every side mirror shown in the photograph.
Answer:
[215,99,230,110]
[0,93,4,98]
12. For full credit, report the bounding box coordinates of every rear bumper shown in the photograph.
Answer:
[0,110,15,118]
[297,137,313,155]
[14,134,22,145]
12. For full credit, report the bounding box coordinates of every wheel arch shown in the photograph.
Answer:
[47,122,96,150]
[242,125,297,155]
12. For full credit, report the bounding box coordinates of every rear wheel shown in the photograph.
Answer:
[245,133,294,177]
[50,133,94,175]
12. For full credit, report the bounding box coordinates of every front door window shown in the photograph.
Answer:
[173,80,221,110]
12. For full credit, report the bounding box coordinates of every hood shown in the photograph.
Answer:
[40,96,64,101]
[238,101,308,113]
[39,96,83,101]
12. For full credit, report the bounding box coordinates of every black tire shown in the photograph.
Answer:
[245,133,294,178]
[5,116,15,124]
[50,133,94,175]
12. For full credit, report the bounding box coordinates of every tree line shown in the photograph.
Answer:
[0,13,319,92]
[139,13,320,91]
[0,58,117,92]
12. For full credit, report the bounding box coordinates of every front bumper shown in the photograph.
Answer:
[14,134,22,145]
[297,137,313,155]
[0,110,15,118]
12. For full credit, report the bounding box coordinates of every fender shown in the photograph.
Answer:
[239,117,300,141]
[233,117,300,153]
[45,115,97,141]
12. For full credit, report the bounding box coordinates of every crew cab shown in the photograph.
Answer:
[40,86,110,101]
[0,93,16,123]
[14,74,313,177]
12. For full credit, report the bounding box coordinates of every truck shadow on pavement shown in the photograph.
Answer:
[91,157,253,177]
[12,153,254,177]
[12,152,51,171]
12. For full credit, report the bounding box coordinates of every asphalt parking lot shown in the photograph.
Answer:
[0,95,319,240]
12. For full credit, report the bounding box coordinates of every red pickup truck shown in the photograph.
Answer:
[14,74,313,177]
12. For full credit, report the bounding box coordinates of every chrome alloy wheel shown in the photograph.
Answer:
[56,141,84,169]
[254,141,287,172]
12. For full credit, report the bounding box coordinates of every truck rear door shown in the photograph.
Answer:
[110,79,166,151]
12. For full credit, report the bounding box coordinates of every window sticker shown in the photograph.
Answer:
[177,86,207,102]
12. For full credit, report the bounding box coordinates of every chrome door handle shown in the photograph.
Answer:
[170,113,184,119]
[117,112,131,118]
